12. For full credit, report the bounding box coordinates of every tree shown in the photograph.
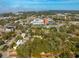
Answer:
[0,53,2,58]
[16,35,23,41]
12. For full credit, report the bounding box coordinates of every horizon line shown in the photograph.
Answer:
[0,9,79,14]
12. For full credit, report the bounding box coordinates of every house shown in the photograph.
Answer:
[0,25,5,32]
[21,33,26,39]
[56,14,67,20]
[43,18,48,25]
[4,24,16,32]
[16,40,24,46]
[0,25,5,37]
[43,18,56,25]
[0,16,13,20]
[8,49,17,58]
[5,26,15,32]
[40,52,54,58]
[75,16,79,19]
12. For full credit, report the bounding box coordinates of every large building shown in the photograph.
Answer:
[30,18,44,25]
[30,18,55,25]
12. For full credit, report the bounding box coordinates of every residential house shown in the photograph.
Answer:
[8,49,17,58]
[21,33,26,39]
[4,24,16,32]
[0,25,5,32]
[0,25,5,37]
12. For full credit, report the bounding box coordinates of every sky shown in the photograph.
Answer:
[0,0,79,13]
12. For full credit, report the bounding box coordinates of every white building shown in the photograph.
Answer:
[21,33,26,39]
[16,40,24,46]
[30,18,55,25]
[30,18,44,25]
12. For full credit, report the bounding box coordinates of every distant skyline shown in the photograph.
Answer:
[0,0,79,13]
